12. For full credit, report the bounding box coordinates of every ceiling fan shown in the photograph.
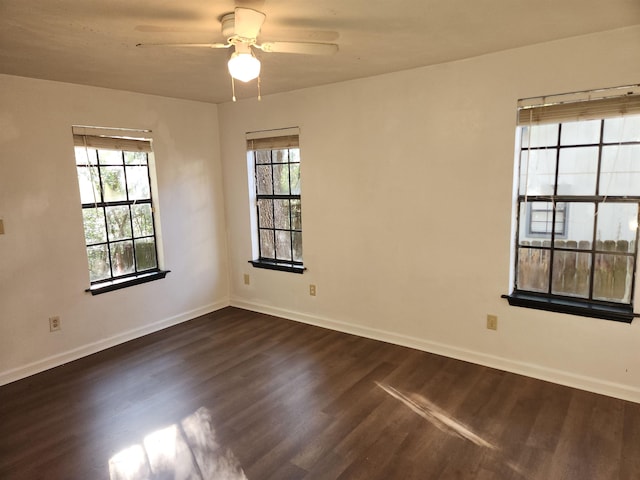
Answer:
[137,7,339,101]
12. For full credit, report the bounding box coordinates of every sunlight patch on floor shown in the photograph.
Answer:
[377,382,529,477]
[109,407,247,480]
[109,445,149,480]
[376,382,497,450]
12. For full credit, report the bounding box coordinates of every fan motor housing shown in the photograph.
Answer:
[221,13,236,39]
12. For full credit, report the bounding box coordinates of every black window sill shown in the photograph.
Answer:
[85,270,170,295]
[249,260,305,274]
[502,291,636,323]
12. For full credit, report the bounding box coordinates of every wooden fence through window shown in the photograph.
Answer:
[518,239,634,302]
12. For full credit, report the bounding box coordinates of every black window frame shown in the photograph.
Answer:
[73,132,168,294]
[247,133,304,274]
[505,98,640,323]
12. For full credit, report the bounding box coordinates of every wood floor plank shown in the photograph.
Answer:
[2,306,639,480]
[620,401,640,479]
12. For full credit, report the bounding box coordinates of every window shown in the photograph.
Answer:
[247,129,304,273]
[505,86,640,322]
[527,201,566,237]
[73,127,167,294]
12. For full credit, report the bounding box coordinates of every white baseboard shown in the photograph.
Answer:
[230,298,640,404]
[0,300,230,386]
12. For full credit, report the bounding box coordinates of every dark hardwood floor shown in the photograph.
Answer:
[1,307,639,479]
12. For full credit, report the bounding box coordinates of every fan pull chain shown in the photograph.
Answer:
[231,75,262,102]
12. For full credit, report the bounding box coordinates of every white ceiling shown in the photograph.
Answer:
[1,0,639,104]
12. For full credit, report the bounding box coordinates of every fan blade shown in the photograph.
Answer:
[257,42,338,55]
[136,42,230,49]
[135,25,204,33]
[234,7,266,39]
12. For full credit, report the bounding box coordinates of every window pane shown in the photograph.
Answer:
[256,165,273,195]
[603,115,640,143]
[82,208,107,245]
[255,150,271,164]
[124,151,147,165]
[521,124,559,148]
[555,202,594,248]
[274,199,290,229]
[110,240,135,276]
[292,231,303,262]
[517,247,550,293]
[98,149,123,165]
[77,166,101,204]
[257,199,274,228]
[126,166,151,200]
[75,146,97,165]
[599,145,640,196]
[135,238,157,271]
[273,164,290,195]
[87,244,110,282]
[106,205,132,241]
[520,202,563,241]
[557,147,598,195]
[291,200,302,230]
[290,149,300,163]
[272,149,288,163]
[290,163,301,195]
[259,229,275,258]
[593,254,633,303]
[519,202,532,243]
[519,149,556,196]
[596,203,638,252]
[275,230,292,261]
[560,119,601,145]
[100,166,127,202]
[131,204,154,237]
[551,251,591,298]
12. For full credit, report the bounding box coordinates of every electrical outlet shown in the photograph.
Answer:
[49,316,61,332]
[243,274,250,285]
[309,284,317,296]
[486,314,498,331]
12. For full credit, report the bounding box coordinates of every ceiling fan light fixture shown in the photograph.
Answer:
[227,51,261,82]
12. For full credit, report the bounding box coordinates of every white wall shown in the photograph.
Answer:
[0,75,229,384]
[218,26,640,402]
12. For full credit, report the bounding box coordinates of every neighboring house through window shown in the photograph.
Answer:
[73,126,167,294]
[246,128,304,273]
[505,86,640,322]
